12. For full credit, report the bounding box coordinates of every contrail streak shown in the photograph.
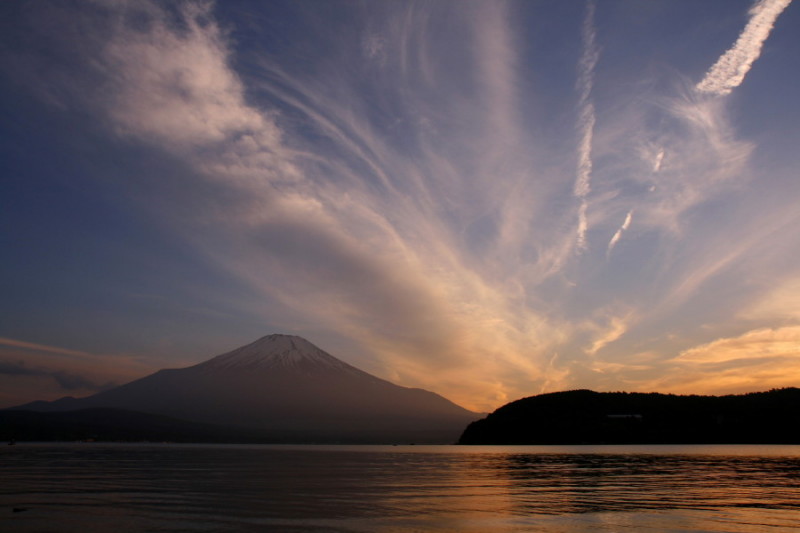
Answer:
[574,1,598,251]
[653,148,665,173]
[696,0,792,96]
[607,210,633,255]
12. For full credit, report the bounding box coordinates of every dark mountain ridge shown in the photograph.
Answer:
[458,388,800,444]
[9,334,480,443]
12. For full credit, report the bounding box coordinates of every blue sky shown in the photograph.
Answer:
[1,0,797,411]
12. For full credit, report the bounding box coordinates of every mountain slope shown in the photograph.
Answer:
[13,334,480,443]
[458,388,800,444]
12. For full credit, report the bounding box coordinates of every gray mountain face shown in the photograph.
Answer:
[19,335,480,443]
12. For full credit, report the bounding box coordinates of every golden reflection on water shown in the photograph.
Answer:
[2,444,800,532]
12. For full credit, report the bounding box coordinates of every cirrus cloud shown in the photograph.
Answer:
[1,0,797,411]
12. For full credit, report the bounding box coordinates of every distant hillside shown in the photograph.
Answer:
[0,408,268,443]
[9,334,480,444]
[458,388,800,444]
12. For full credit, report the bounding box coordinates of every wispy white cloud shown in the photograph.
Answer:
[539,352,571,394]
[631,326,800,395]
[652,148,665,173]
[609,93,754,238]
[5,0,798,411]
[675,326,800,364]
[696,0,793,96]
[742,277,800,322]
[607,210,633,255]
[584,310,633,356]
[574,1,599,252]
[0,337,93,359]
[99,1,299,188]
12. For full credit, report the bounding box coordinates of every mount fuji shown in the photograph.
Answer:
[13,334,481,443]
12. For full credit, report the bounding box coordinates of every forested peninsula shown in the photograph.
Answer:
[458,388,800,445]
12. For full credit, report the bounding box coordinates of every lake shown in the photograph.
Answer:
[2,443,800,532]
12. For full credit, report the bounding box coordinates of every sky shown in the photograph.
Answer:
[1,0,798,413]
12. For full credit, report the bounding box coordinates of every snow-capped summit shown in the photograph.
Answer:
[198,334,359,374]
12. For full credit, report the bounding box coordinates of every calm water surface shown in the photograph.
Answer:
[2,443,800,532]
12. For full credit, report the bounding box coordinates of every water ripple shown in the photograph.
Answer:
[2,444,800,532]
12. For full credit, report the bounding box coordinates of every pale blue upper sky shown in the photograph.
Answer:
[1,0,798,411]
